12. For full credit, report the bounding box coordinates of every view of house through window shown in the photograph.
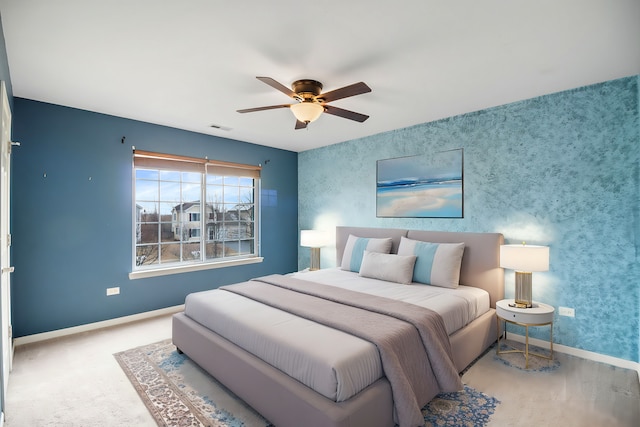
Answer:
[133,150,260,270]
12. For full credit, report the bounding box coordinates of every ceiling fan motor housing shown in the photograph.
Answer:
[292,80,323,100]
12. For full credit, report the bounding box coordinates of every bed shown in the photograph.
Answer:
[172,226,504,427]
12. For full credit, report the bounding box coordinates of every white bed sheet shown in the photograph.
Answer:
[183,269,489,403]
[292,268,490,335]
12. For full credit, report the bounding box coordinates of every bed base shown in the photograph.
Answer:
[449,308,497,371]
[173,312,394,427]
[173,308,497,427]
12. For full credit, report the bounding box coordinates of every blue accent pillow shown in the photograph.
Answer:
[397,236,465,288]
[340,235,393,273]
[412,242,440,284]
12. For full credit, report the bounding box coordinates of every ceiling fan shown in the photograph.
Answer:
[237,77,372,129]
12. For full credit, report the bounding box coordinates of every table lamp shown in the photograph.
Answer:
[500,243,549,308]
[300,230,327,271]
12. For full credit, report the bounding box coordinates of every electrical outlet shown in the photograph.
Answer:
[106,287,120,296]
[559,306,575,317]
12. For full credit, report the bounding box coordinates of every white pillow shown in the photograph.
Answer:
[358,251,417,285]
[397,236,464,288]
[340,235,393,273]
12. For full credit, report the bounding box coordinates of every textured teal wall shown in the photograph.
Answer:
[299,76,639,362]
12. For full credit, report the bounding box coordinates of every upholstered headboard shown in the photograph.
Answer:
[335,226,504,308]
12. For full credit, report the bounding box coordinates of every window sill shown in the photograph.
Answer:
[128,257,264,280]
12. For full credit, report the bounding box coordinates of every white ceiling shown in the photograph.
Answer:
[1,1,638,153]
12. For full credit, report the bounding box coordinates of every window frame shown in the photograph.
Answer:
[129,149,262,280]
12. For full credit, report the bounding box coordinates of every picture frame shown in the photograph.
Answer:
[376,148,463,218]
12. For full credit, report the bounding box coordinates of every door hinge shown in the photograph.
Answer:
[7,140,19,154]
[6,233,10,247]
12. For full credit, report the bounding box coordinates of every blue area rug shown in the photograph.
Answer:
[423,385,499,427]
[115,340,499,427]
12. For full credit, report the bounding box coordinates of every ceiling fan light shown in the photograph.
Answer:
[290,102,324,123]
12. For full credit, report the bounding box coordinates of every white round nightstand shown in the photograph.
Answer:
[496,299,554,368]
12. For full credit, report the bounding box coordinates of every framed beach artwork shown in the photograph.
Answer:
[376,149,463,218]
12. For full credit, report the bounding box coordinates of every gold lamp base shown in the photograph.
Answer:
[509,301,531,308]
[309,247,321,271]
[514,271,533,308]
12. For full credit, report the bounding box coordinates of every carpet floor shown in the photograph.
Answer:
[463,343,640,427]
[5,314,639,426]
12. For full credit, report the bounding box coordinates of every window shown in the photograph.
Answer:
[132,150,261,276]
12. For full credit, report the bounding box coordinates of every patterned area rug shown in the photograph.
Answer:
[115,340,499,427]
[423,385,499,427]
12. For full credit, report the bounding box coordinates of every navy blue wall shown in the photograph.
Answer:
[11,99,298,337]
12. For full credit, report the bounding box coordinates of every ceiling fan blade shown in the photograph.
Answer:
[295,120,308,130]
[323,105,369,122]
[318,82,371,103]
[256,77,297,98]
[237,104,291,113]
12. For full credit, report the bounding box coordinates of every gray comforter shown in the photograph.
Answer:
[220,274,463,427]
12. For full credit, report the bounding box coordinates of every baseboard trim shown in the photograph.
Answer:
[13,304,185,347]
[507,333,640,382]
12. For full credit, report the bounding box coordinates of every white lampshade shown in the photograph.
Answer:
[500,244,549,272]
[290,102,324,123]
[300,230,327,248]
